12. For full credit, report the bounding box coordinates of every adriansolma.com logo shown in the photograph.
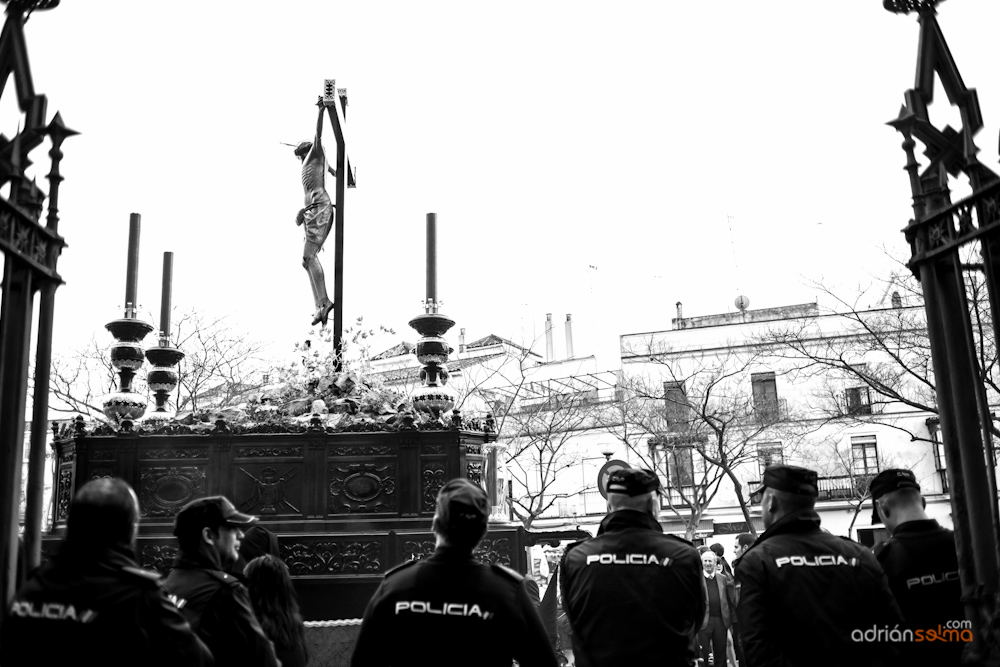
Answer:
[851,621,973,643]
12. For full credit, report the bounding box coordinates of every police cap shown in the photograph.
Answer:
[174,496,257,539]
[436,478,489,528]
[607,468,662,497]
[751,464,818,498]
[869,468,921,524]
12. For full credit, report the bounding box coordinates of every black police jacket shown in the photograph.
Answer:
[163,550,278,667]
[874,519,965,664]
[351,545,558,667]
[0,544,213,667]
[559,510,706,667]
[735,510,904,667]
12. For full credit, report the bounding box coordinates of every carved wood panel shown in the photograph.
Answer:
[233,462,305,516]
[55,467,72,522]
[138,465,207,517]
[328,462,396,514]
[139,541,180,575]
[140,448,209,460]
[281,537,384,575]
[421,461,445,512]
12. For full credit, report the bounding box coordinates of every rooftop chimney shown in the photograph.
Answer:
[545,313,554,362]
[459,327,466,353]
[891,291,902,309]
[565,314,574,359]
[675,301,684,330]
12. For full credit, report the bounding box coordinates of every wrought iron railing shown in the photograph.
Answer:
[748,473,875,505]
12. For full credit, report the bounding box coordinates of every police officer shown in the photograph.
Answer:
[163,496,278,667]
[871,468,964,665]
[736,464,903,667]
[351,478,557,667]
[560,468,705,667]
[0,478,213,667]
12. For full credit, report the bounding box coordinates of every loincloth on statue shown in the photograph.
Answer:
[302,201,333,245]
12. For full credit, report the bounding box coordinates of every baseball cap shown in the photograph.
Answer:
[173,496,257,538]
[435,478,489,529]
[606,468,662,497]
[751,465,819,498]
[869,468,921,524]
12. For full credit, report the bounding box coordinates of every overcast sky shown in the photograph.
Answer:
[7,0,1000,370]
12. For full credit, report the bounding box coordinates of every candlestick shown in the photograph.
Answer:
[426,212,437,308]
[124,213,141,318]
[159,251,173,343]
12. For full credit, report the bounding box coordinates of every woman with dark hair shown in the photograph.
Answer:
[244,555,309,667]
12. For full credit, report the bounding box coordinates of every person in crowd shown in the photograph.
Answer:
[736,464,903,667]
[871,468,965,665]
[733,533,755,563]
[0,478,212,667]
[351,478,556,667]
[699,551,735,667]
[163,496,279,667]
[709,542,733,577]
[730,532,756,666]
[244,554,309,667]
[232,524,281,579]
[560,468,705,667]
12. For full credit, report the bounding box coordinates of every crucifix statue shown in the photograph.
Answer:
[294,99,337,327]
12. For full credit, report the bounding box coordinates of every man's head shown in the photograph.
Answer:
[66,478,140,554]
[432,478,490,552]
[734,533,755,558]
[606,468,661,518]
[293,141,312,160]
[701,550,717,574]
[870,468,925,534]
[173,496,257,566]
[709,543,725,559]
[752,465,818,529]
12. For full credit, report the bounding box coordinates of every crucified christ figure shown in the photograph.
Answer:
[294,99,337,327]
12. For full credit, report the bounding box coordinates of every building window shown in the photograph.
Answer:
[663,381,690,429]
[845,386,873,415]
[757,442,784,478]
[751,372,780,422]
[929,418,949,492]
[850,435,879,476]
[666,447,695,488]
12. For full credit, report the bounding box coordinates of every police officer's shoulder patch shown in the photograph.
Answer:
[120,566,161,587]
[205,569,243,588]
[490,563,524,583]
[383,559,419,578]
[872,539,893,559]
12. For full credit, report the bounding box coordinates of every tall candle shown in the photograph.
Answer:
[160,251,173,341]
[124,213,141,317]
[426,212,437,304]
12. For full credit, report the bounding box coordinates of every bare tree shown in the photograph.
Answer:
[172,309,270,413]
[755,254,1000,443]
[498,391,600,529]
[605,341,818,539]
[44,308,271,419]
[46,335,120,420]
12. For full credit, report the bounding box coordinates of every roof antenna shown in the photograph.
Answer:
[727,214,746,313]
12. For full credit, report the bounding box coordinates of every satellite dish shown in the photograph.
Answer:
[735,295,750,313]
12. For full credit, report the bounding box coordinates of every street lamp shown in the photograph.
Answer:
[600,447,615,461]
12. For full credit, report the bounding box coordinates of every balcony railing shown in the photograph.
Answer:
[533,490,609,520]
[748,473,876,505]
[752,398,788,424]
